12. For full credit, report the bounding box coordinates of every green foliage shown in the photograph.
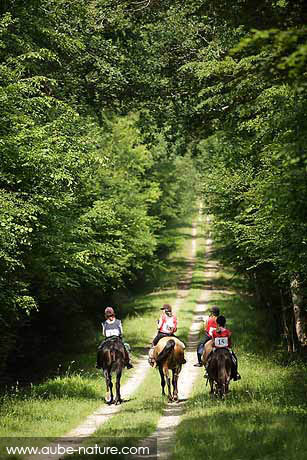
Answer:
[183,3,307,347]
[0,0,199,378]
[2,0,306,378]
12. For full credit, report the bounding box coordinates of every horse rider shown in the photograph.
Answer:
[148,304,185,367]
[96,307,133,369]
[194,306,220,367]
[203,315,241,381]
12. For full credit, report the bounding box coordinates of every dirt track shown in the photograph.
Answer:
[137,230,218,459]
[29,217,202,460]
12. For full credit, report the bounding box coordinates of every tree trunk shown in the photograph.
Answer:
[280,290,297,353]
[290,275,307,349]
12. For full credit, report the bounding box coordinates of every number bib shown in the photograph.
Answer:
[105,328,120,337]
[214,337,229,348]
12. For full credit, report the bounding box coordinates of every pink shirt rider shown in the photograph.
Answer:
[158,312,177,334]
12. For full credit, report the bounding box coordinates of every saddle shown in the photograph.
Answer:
[100,336,122,349]
[208,347,231,362]
[106,336,122,343]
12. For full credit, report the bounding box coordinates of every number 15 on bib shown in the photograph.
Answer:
[214,337,229,347]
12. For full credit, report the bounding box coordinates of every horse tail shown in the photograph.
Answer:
[156,339,176,364]
[104,350,115,366]
[217,352,227,384]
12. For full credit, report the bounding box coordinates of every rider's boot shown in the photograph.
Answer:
[232,362,241,380]
[96,351,102,369]
[125,350,134,369]
[126,353,134,369]
[148,346,156,368]
[193,352,203,367]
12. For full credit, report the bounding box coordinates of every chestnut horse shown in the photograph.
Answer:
[153,336,186,402]
[98,337,126,405]
[207,348,232,398]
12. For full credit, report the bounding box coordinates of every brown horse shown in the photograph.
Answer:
[153,336,186,402]
[97,337,126,405]
[207,348,232,398]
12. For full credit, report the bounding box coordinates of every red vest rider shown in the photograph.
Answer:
[206,316,218,338]
[194,306,219,367]
[212,326,232,349]
[204,315,241,381]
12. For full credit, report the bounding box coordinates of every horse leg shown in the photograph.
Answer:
[114,370,122,405]
[165,368,173,402]
[226,366,231,394]
[158,364,166,397]
[220,383,226,398]
[209,379,214,396]
[104,369,113,404]
[172,370,179,402]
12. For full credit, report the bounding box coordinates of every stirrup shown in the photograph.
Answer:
[148,357,156,368]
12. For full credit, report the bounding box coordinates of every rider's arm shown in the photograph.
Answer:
[157,315,163,330]
[172,315,177,333]
[228,331,232,348]
[118,320,123,337]
[102,322,106,337]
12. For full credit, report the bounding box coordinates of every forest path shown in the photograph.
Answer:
[29,217,200,460]
[137,233,218,460]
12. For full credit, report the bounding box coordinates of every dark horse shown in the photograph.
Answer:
[207,348,232,398]
[154,336,186,402]
[98,337,126,405]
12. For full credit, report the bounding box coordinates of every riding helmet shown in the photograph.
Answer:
[161,304,172,312]
[209,306,220,316]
